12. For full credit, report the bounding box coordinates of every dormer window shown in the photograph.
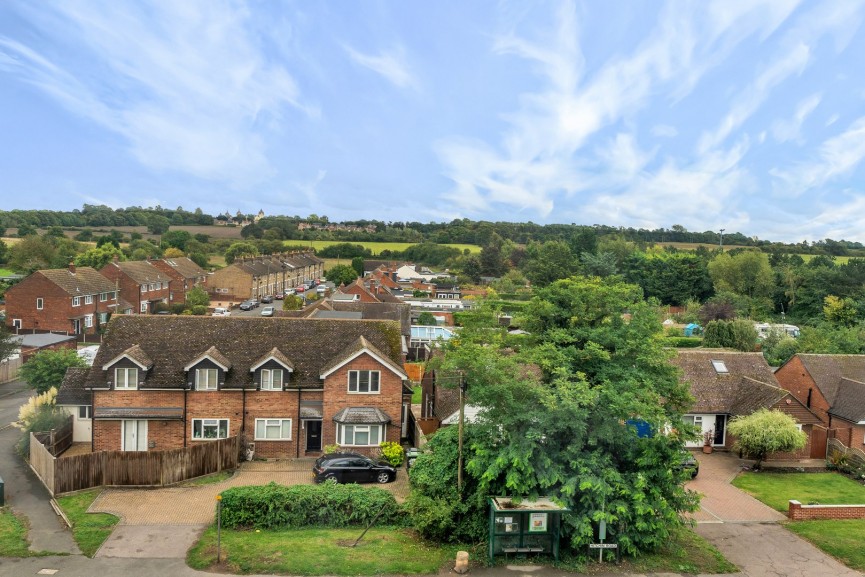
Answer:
[261,369,284,391]
[116,368,138,389]
[196,368,218,391]
[711,360,728,374]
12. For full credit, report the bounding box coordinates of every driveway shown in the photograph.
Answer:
[686,450,785,523]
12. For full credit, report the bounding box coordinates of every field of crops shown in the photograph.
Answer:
[289,240,480,255]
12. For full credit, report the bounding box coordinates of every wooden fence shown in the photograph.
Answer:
[29,434,239,496]
[34,416,73,457]
[0,355,22,384]
[827,438,865,469]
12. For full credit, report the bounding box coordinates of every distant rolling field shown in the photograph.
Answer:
[288,240,481,256]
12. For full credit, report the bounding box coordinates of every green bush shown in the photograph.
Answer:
[191,305,208,316]
[219,482,401,529]
[663,337,703,348]
[379,441,404,467]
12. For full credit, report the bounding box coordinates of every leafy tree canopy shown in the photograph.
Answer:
[326,264,358,287]
[20,349,88,395]
[727,409,806,469]
[0,326,18,363]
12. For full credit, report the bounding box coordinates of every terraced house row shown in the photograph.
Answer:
[57,315,412,458]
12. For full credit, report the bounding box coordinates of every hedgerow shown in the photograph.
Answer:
[218,482,401,529]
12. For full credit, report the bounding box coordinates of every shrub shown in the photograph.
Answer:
[219,482,401,529]
[191,305,208,316]
[379,441,404,467]
[663,337,703,348]
[323,444,340,454]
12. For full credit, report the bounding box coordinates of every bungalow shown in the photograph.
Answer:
[673,350,822,458]
[59,316,411,458]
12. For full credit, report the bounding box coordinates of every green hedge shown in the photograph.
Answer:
[219,482,401,529]
[664,337,703,348]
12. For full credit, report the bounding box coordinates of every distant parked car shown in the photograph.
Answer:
[238,301,254,311]
[212,307,231,317]
[249,299,260,308]
[295,286,306,293]
[675,450,699,479]
[275,292,285,300]
[312,452,397,484]
[260,306,274,317]
[261,295,274,304]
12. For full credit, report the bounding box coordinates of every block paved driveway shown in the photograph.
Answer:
[91,459,409,525]
[685,450,785,523]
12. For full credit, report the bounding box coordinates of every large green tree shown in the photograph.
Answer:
[20,349,88,395]
[409,277,697,556]
[326,264,358,287]
[0,326,18,362]
[727,409,806,469]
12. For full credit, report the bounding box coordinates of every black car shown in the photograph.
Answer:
[238,301,254,311]
[675,451,699,479]
[312,452,397,484]
[261,295,274,303]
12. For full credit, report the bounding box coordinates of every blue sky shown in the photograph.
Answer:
[1,1,864,243]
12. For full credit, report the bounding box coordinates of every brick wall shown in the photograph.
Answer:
[775,356,831,426]
[5,273,112,335]
[92,390,185,451]
[789,500,865,521]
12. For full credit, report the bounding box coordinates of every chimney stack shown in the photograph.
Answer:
[68,261,76,274]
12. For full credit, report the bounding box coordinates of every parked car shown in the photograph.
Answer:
[275,292,285,300]
[212,307,231,317]
[261,295,274,304]
[238,301,255,311]
[261,306,274,317]
[295,286,306,293]
[249,298,260,308]
[312,452,397,484]
[675,450,699,479]
[316,285,328,294]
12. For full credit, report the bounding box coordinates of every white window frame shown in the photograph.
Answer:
[78,405,92,419]
[98,312,109,323]
[191,418,229,440]
[36,297,43,310]
[100,292,108,302]
[141,284,148,293]
[12,319,21,329]
[196,368,219,391]
[260,368,284,391]
[254,418,292,441]
[149,283,156,291]
[140,302,148,313]
[72,296,81,307]
[115,367,139,390]
[121,420,148,451]
[338,423,383,446]
[84,315,93,328]
[84,295,93,304]
[348,370,381,394]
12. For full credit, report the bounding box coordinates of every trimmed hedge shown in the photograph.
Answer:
[663,337,703,348]
[219,482,401,529]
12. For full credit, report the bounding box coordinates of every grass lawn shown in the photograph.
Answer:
[787,519,865,571]
[412,385,422,404]
[188,526,464,575]
[0,507,32,557]
[179,470,234,487]
[290,240,481,255]
[731,472,865,512]
[0,267,16,276]
[603,526,737,575]
[55,489,119,557]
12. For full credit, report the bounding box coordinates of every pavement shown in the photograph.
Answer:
[0,379,80,555]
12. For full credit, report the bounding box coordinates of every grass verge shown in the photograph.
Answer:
[179,470,234,487]
[0,507,31,557]
[412,385,422,404]
[731,472,865,512]
[55,489,119,557]
[615,526,737,574]
[188,526,463,575]
[787,519,865,571]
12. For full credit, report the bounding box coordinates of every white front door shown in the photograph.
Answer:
[122,420,148,451]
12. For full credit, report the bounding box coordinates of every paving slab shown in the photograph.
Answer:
[96,524,206,558]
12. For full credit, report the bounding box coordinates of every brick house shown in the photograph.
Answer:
[149,257,208,305]
[775,354,865,449]
[4,263,128,336]
[338,278,403,304]
[59,316,410,458]
[99,259,172,314]
[672,350,822,458]
[207,252,324,305]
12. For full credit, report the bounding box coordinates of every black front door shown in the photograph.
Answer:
[306,420,322,452]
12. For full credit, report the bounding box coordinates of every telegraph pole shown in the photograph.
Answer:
[457,372,465,494]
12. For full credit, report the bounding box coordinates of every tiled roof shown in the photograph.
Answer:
[332,407,393,424]
[319,335,407,379]
[124,344,154,370]
[729,377,787,416]
[794,354,865,406]
[300,404,323,419]
[672,350,782,414]
[250,347,294,372]
[94,407,184,419]
[104,260,170,285]
[56,367,91,406]
[84,316,404,391]
[829,377,865,423]
[160,257,206,279]
[37,267,116,295]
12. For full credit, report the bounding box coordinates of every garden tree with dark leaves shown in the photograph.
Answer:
[408,277,698,556]
[0,326,18,363]
[326,264,358,287]
[20,349,88,395]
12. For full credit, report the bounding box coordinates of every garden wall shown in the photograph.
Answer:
[788,500,865,521]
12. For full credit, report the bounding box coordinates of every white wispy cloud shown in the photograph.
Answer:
[344,45,419,90]
[652,124,678,138]
[0,1,307,188]
[771,92,821,143]
[771,116,865,195]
